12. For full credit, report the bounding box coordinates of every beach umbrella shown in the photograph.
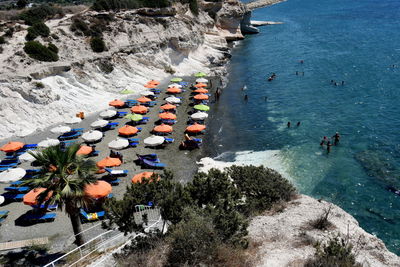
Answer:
[19,152,36,162]
[0,141,24,152]
[109,99,125,107]
[160,103,176,110]
[100,109,117,119]
[196,78,208,83]
[170,77,182,82]
[84,181,112,199]
[144,83,156,89]
[147,80,160,85]
[194,88,209,94]
[159,112,177,120]
[82,130,103,142]
[91,119,109,129]
[194,94,209,100]
[97,157,122,168]
[186,123,206,133]
[65,117,82,125]
[194,104,210,111]
[76,145,93,156]
[120,89,135,94]
[118,125,138,136]
[108,138,129,150]
[167,87,182,94]
[194,72,206,77]
[0,168,26,183]
[153,124,173,134]
[141,90,155,96]
[194,83,207,88]
[191,111,209,120]
[144,135,165,147]
[168,83,182,88]
[165,96,181,104]
[38,138,60,148]
[131,172,160,183]
[130,105,148,114]
[50,125,71,134]
[137,96,152,103]
[125,113,143,121]
[23,188,53,205]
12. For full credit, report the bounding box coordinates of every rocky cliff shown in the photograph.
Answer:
[0,0,249,140]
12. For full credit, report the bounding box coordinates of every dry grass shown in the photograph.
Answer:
[213,240,263,267]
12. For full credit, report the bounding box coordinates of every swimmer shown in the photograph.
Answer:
[287,121,291,128]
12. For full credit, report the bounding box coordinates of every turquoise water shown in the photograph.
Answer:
[207,0,400,254]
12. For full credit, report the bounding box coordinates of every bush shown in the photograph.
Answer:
[23,41,59,62]
[305,236,362,267]
[35,82,45,88]
[0,36,5,44]
[90,37,106,52]
[47,43,59,54]
[92,0,171,11]
[98,59,114,73]
[4,27,14,37]
[26,22,50,41]
[20,4,63,25]
[17,0,28,9]
[309,206,333,230]
[70,17,90,36]
[188,0,199,15]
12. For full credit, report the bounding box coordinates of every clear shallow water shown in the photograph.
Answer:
[206,0,400,254]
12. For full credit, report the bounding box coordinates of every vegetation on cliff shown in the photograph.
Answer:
[23,41,59,61]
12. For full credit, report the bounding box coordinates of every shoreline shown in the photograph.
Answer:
[246,0,287,10]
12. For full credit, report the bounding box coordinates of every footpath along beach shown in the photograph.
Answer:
[0,75,220,252]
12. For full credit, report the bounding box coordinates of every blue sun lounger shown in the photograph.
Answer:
[58,131,82,141]
[125,100,138,107]
[80,209,105,222]
[4,186,30,193]
[102,122,119,131]
[108,179,121,186]
[0,167,12,172]
[26,169,40,174]
[32,204,58,210]
[2,193,25,201]
[161,119,177,125]
[104,168,128,177]
[150,89,162,94]
[0,210,10,217]
[141,158,166,169]
[143,101,157,107]
[137,153,159,162]
[10,181,23,185]
[127,138,139,147]
[60,140,77,148]
[24,213,57,223]
[164,138,174,143]
[117,111,128,118]
[0,159,20,165]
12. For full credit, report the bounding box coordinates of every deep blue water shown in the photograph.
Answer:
[207,0,400,255]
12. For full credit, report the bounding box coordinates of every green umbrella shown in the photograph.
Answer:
[194,104,210,111]
[124,114,143,121]
[194,72,206,77]
[120,89,134,94]
[170,77,183,82]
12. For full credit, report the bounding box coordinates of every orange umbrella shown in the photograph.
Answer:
[167,87,182,94]
[153,124,173,133]
[131,172,160,183]
[137,96,152,103]
[0,141,24,152]
[194,94,209,100]
[194,88,208,94]
[23,188,53,206]
[159,112,177,120]
[97,157,122,168]
[118,125,138,136]
[147,80,160,86]
[144,83,156,88]
[194,83,207,88]
[76,145,93,156]
[84,181,112,199]
[131,105,148,114]
[160,103,176,110]
[186,123,206,133]
[109,99,125,107]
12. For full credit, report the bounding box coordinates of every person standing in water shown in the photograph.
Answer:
[244,94,248,102]
[333,132,340,145]
[320,136,327,147]
[287,121,291,128]
[327,141,332,153]
[297,121,301,127]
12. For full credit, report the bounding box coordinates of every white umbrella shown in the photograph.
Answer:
[196,78,208,83]
[65,117,82,125]
[0,168,26,183]
[91,119,109,129]
[38,138,60,148]
[100,110,117,119]
[82,130,103,142]
[19,152,36,162]
[141,90,155,96]
[168,83,182,88]
[191,111,208,120]
[50,125,71,134]
[165,96,181,104]
[144,135,165,147]
[108,138,129,150]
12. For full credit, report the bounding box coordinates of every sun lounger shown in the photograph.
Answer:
[141,158,166,169]
[0,211,10,218]
[108,179,121,186]
[137,153,159,162]
[2,193,25,201]
[4,186,30,193]
[117,111,127,118]
[104,168,128,177]
[4,155,19,160]
[23,213,57,223]
[150,89,162,94]
[32,204,58,210]
[60,140,77,148]
[107,193,113,198]
[80,209,105,222]
[71,128,85,132]
[164,138,174,143]
[89,150,100,157]
[125,100,138,107]
[0,167,12,172]
[161,119,176,125]
[10,181,23,185]
[0,163,18,168]
[23,144,38,150]
[143,101,157,107]
[58,131,82,141]
[0,159,20,165]
[102,122,119,131]
[26,169,40,174]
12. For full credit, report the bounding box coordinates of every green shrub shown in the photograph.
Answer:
[70,17,90,36]
[4,27,14,37]
[16,0,28,9]
[35,82,45,88]
[26,22,50,41]
[305,236,362,267]
[20,4,63,25]
[92,0,170,11]
[309,206,333,230]
[47,43,59,54]
[0,36,5,44]
[189,0,199,15]
[90,37,106,52]
[23,41,59,62]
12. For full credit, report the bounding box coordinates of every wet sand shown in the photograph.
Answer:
[0,75,220,253]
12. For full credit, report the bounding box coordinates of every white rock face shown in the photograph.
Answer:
[248,195,400,267]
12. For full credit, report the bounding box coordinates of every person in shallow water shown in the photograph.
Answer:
[297,121,301,126]
[287,121,291,128]
[333,132,340,145]
[327,141,332,153]
[320,136,327,146]
[244,94,248,101]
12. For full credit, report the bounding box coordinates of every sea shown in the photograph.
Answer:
[204,0,400,255]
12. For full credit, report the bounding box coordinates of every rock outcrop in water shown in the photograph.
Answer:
[0,0,252,140]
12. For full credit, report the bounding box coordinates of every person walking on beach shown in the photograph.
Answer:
[333,132,340,145]
[287,121,291,128]
[327,141,332,153]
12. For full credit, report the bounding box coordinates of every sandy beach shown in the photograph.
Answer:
[0,75,220,253]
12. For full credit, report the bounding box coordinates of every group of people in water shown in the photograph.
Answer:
[320,132,340,153]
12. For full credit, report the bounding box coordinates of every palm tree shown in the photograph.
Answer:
[25,144,98,246]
